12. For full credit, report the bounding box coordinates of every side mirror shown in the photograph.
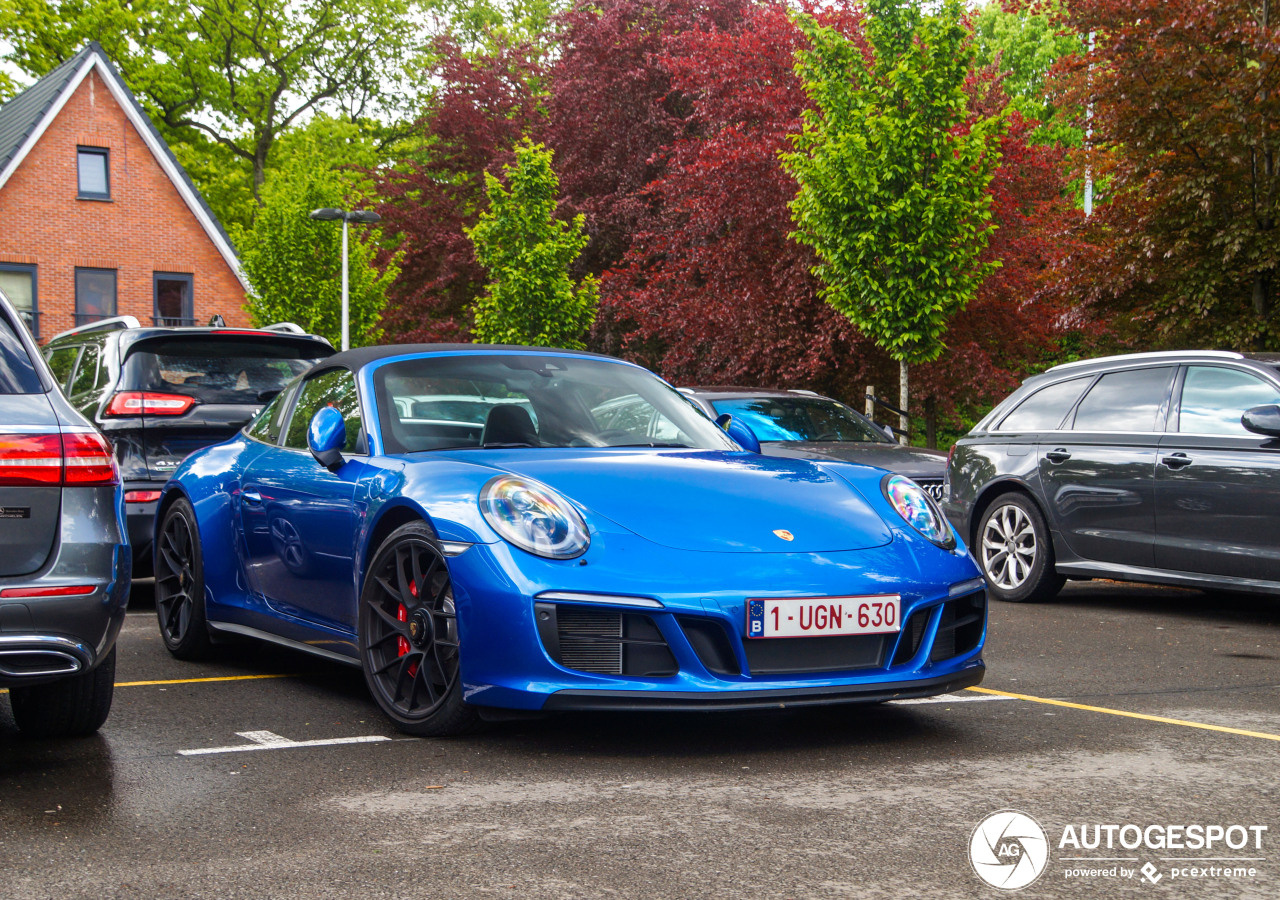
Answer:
[1242,404,1280,437]
[308,406,347,471]
[715,412,761,454]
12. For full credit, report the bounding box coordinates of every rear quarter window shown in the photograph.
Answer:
[0,316,42,394]
[995,376,1091,432]
[45,345,80,390]
[121,337,330,405]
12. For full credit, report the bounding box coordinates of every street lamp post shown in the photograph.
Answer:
[308,207,382,351]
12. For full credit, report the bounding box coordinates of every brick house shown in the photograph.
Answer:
[0,42,249,341]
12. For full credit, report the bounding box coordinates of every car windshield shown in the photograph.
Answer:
[375,354,738,453]
[122,337,331,405]
[710,397,890,443]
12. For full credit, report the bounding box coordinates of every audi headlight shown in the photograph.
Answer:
[882,473,955,549]
[479,475,590,559]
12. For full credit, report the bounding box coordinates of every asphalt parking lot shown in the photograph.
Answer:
[1,579,1277,899]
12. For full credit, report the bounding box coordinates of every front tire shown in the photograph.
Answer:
[10,646,116,737]
[154,497,213,659]
[359,522,478,736]
[976,493,1064,603]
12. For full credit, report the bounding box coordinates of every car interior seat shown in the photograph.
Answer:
[481,404,539,447]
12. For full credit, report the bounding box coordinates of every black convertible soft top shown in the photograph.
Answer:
[313,343,616,374]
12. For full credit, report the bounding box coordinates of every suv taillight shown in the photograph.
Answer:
[0,432,119,486]
[105,392,196,416]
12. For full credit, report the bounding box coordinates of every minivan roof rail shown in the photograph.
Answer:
[1047,350,1243,373]
[261,322,306,334]
[48,315,141,343]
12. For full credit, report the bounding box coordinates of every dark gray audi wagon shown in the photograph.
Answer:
[944,350,1280,602]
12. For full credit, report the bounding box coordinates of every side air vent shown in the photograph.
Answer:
[676,616,740,676]
[930,590,987,662]
[891,608,930,666]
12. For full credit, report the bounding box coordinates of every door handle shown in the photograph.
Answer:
[242,489,263,504]
[1161,452,1193,470]
[1044,449,1072,464]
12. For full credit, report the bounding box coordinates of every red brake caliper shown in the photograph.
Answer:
[398,579,419,677]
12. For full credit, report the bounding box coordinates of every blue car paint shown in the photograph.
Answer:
[160,347,986,713]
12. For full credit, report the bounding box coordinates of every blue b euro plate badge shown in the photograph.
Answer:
[747,600,766,637]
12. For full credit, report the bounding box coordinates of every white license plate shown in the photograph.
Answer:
[746,595,901,639]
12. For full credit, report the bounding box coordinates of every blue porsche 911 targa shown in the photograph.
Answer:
[154,345,987,734]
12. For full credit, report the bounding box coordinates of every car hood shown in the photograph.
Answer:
[446,449,893,554]
[762,442,947,480]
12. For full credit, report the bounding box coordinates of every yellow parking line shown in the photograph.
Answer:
[966,686,1280,743]
[116,674,297,687]
[0,673,296,695]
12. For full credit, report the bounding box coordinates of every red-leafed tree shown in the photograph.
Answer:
[1049,0,1280,349]
[373,37,544,342]
[543,0,755,279]
[598,1,878,397]
[595,1,1074,442]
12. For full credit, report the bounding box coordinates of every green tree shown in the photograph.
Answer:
[971,1,1082,147]
[782,0,1005,437]
[467,140,598,349]
[1,0,422,202]
[234,118,398,348]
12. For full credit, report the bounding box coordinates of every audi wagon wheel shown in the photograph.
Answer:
[154,497,213,659]
[976,494,1064,603]
[359,522,478,736]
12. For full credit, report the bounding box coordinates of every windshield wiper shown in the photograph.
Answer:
[608,442,692,448]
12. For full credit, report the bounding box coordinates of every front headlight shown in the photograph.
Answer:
[882,473,955,549]
[479,475,590,559]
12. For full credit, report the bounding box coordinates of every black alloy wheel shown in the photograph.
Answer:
[154,497,213,659]
[359,521,478,736]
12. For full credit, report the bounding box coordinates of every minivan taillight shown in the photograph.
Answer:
[0,432,118,486]
[105,392,196,416]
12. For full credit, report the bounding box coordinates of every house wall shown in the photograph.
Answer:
[0,67,248,340]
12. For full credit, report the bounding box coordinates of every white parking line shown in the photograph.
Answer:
[892,692,1012,705]
[178,730,393,756]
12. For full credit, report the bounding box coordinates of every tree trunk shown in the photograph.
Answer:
[898,360,909,446]
[1253,272,1272,318]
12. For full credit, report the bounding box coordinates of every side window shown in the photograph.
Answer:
[996,377,1091,432]
[45,345,81,390]
[1072,367,1174,432]
[69,342,101,395]
[244,383,296,446]
[283,369,363,453]
[1178,366,1280,435]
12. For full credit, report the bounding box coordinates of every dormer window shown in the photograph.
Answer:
[77,146,110,199]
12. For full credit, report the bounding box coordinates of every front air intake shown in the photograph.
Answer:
[535,603,677,676]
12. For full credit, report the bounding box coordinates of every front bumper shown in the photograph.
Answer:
[447,532,988,712]
[542,667,985,711]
